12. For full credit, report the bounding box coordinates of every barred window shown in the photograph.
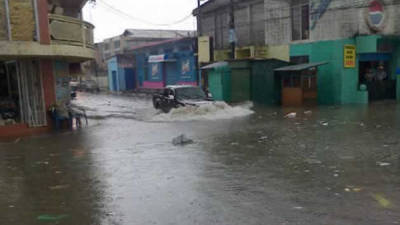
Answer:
[291,3,309,41]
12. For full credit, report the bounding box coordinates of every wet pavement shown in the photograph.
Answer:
[1,93,400,225]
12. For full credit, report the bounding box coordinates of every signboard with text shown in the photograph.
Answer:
[344,45,356,68]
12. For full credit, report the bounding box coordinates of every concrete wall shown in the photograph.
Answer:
[265,0,291,45]
[0,0,7,40]
[265,0,400,45]
[9,0,36,41]
[199,0,265,50]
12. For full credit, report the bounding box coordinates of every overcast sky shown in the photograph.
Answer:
[83,0,199,43]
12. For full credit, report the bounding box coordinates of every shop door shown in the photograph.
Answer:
[17,60,47,127]
[208,71,223,101]
[112,71,118,91]
[165,63,178,85]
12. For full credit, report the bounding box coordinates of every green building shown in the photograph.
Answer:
[196,0,400,105]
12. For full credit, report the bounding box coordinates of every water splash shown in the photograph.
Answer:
[151,101,254,122]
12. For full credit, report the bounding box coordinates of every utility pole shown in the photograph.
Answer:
[229,0,235,59]
[197,0,202,36]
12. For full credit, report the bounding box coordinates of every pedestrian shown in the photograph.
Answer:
[376,65,387,81]
[365,68,375,82]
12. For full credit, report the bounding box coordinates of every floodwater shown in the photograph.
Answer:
[1,93,399,225]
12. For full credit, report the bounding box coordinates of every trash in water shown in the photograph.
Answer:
[258,136,268,140]
[320,121,329,126]
[172,135,194,146]
[344,188,351,192]
[293,206,304,210]
[372,194,392,208]
[285,112,297,119]
[49,184,70,190]
[37,214,69,221]
[377,162,391,167]
[305,158,322,165]
[9,205,14,208]
[333,173,339,177]
[304,110,312,115]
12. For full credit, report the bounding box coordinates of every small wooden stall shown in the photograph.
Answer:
[274,62,327,107]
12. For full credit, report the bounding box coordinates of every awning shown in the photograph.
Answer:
[148,54,176,63]
[274,62,328,72]
[201,61,228,69]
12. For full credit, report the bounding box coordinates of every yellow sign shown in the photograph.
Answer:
[198,36,211,63]
[344,45,356,68]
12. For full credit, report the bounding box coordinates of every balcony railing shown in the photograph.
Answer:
[48,14,94,49]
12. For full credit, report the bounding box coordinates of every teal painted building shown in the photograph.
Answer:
[264,0,400,105]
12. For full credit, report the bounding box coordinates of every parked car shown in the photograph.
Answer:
[79,80,100,93]
[152,85,213,113]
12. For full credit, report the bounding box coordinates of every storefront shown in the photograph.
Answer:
[0,60,52,138]
[134,37,198,89]
[275,62,326,107]
[0,60,47,128]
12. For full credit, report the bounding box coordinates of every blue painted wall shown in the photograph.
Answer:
[134,38,198,88]
[108,56,135,91]
[108,57,118,91]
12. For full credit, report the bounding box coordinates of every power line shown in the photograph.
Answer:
[97,0,195,27]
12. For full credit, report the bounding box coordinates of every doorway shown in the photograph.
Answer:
[0,62,21,126]
[112,71,118,91]
[0,60,46,127]
[359,60,395,101]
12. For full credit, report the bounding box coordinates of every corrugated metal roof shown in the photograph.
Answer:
[126,37,193,52]
[201,62,228,69]
[123,29,196,38]
[274,62,328,72]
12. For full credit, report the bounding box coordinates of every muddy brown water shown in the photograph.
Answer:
[0,97,399,225]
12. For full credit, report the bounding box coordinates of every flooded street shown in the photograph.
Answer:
[1,93,400,225]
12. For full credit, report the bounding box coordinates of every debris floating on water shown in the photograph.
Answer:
[372,194,392,208]
[37,214,69,221]
[172,135,194,146]
[377,162,391,167]
[285,112,297,119]
[49,184,70,190]
[304,110,312,115]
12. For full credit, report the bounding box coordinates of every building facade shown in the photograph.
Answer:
[195,0,400,104]
[134,38,198,89]
[0,0,95,137]
[101,29,196,60]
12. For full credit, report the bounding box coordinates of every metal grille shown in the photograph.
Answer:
[18,60,47,127]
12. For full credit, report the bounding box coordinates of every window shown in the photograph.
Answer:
[104,43,110,51]
[114,40,121,49]
[291,3,309,41]
[290,56,309,65]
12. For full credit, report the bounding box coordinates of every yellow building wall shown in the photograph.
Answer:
[9,0,35,41]
[0,0,7,40]
[213,45,289,62]
[214,50,231,61]
[267,45,290,62]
